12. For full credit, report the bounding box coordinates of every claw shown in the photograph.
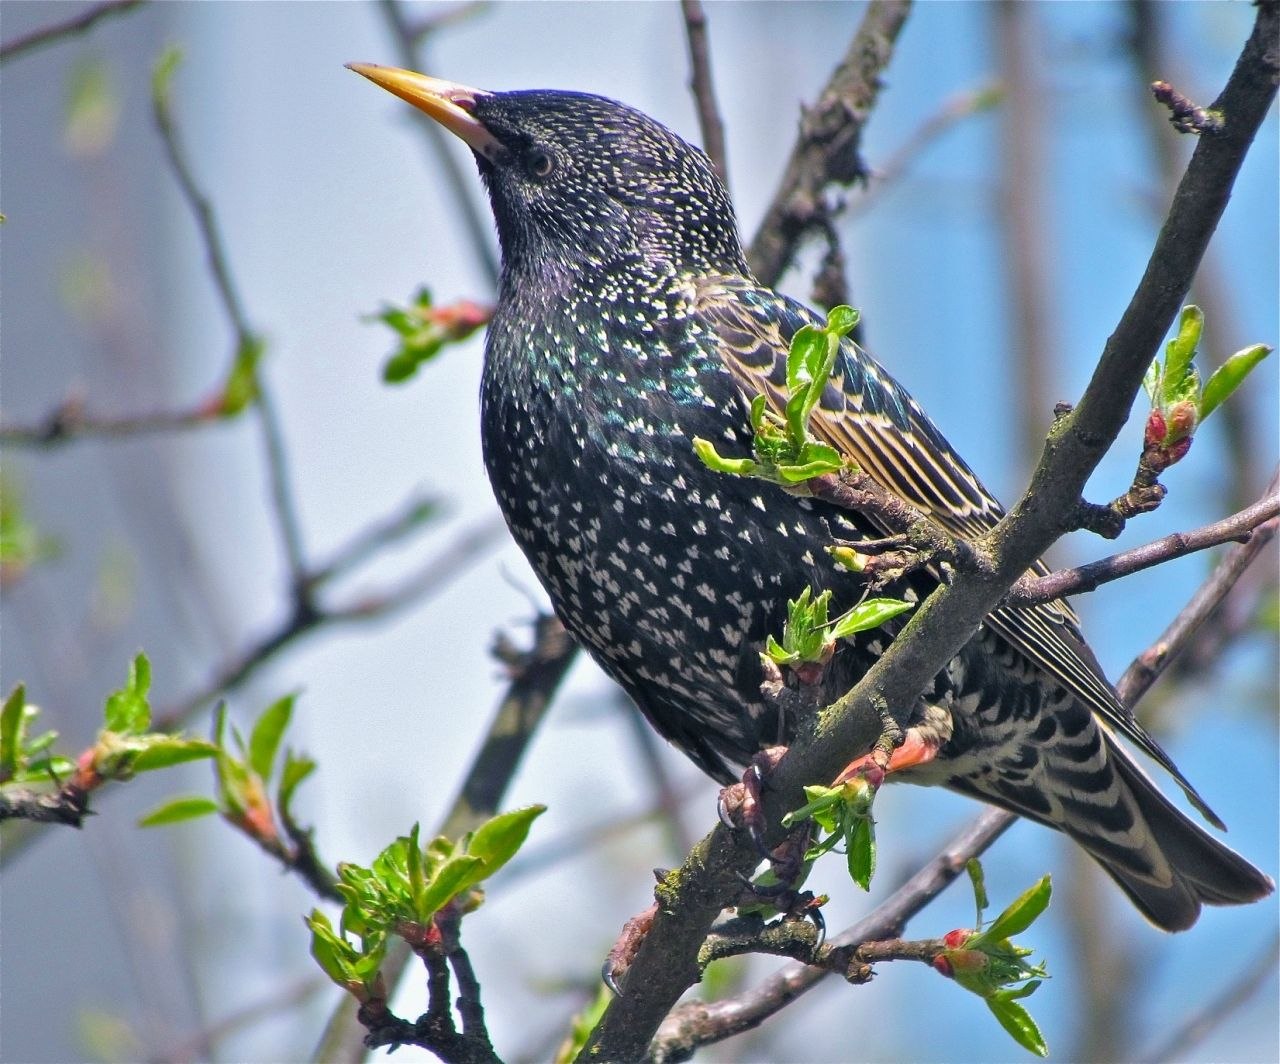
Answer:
[807,902,827,952]
[601,957,624,996]
[601,902,657,996]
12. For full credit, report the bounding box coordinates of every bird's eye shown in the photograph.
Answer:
[527,149,555,178]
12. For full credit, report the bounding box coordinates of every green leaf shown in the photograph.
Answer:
[827,598,914,641]
[407,823,427,916]
[980,875,1052,943]
[103,653,152,734]
[151,45,183,107]
[222,335,264,416]
[967,858,989,922]
[692,437,756,477]
[1141,358,1162,406]
[278,749,317,814]
[466,804,546,876]
[130,737,218,773]
[786,325,825,396]
[1199,344,1273,422]
[414,854,486,920]
[826,305,860,337]
[306,910,358,987]
[139,795,220,827]
[248,694,295,782]
[845,814,876,891]
[987,993,1049,1057]
[1162,306,1203,404]
[0,685,27,782]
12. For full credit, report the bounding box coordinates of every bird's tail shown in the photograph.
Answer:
[1061,735,1274,931]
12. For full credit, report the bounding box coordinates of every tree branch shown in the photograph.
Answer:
[679,0,729,185]
[0,395,225,448]
[0,0,146,63]
[747,0,912,287]
[153,56,310,594]
[1008,489,1279,607]
[1118,469,1280,706]
[650,807,1014,1061]
[581,7,1278,1057]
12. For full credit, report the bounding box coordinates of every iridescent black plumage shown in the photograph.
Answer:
[354,69,1272,931]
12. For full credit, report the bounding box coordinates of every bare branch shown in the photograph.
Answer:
[847,81,1003,220]
[679,0,729,185]
[153,61,310,590]
[747,1,912,287]
[0,783,90,826]
[0,0,146,63]
[1009,490,1279,607]
[1118,468,1280,706]
[0,396,225,448]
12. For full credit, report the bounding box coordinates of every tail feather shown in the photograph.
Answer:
[946,722,1274,932]
[1088,744,1275,929]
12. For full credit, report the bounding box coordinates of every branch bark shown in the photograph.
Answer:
[746,1,912,287]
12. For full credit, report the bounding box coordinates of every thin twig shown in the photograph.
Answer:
[1008,491,1279,607]
[1126,0,1261,514]
[0,397,225,448]
[1118,468,1280,706]
[679,0,729,186]
[153,65,310,591]
[747,0,912,287]
[0,0,146,63]
[847,81,1003,220]
[151,516,507,733]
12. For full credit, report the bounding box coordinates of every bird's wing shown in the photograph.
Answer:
[693,276,1222,827]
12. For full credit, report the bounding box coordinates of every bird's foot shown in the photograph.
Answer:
[717,745,789,858]
[833,726,940,788]
[601,901,657,995]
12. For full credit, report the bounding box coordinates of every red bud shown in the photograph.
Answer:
[1144,409,1167,449]
[943,928,971,949]
[932,954,954,978]
[1166,401,1198,443]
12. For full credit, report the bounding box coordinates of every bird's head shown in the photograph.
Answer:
[349,64,749,281]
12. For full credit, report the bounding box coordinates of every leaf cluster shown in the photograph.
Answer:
[932,861,1053,1057]
[305,805,545,1001]
[694,304,859,484]
[1,655,215,799]
[372,286,490,383]
[764,588,913,668]
[1141,304,1271,458]
[140,694,312,838]
[780,777,878,891]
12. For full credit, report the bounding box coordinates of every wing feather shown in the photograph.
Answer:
[694,276,1222,827]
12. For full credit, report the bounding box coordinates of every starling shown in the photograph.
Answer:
[350,64,1273,930]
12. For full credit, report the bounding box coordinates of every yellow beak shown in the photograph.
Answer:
[346,63,505,162]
